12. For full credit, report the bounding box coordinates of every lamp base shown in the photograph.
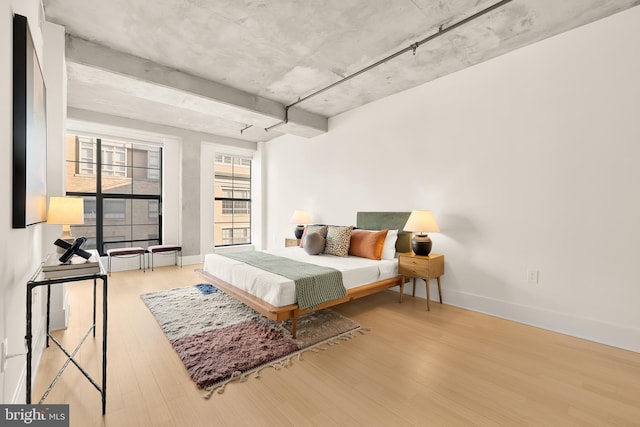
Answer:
[412,234,432,256]
[294,225,305,239]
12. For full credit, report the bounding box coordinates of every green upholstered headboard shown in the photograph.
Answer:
[356,212,412,254]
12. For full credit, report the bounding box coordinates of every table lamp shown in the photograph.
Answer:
[290,210,311,239]
[47,196,85,252]
[403,210,440,256]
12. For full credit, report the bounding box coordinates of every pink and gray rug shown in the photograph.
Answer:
[141,283,364,396]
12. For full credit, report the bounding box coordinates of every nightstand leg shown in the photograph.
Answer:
[399,277,405,303]
[425,278,431,311]
[412,278,416,297]
[437,276,442,304]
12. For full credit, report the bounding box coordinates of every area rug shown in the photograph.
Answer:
[140,283,366,397]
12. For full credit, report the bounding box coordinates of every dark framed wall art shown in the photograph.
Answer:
[13,13,47,228]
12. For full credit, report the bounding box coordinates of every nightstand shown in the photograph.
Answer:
[285,238,301,247]
[398,252,444,311]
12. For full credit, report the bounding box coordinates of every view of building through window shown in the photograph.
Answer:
[65,134,162,254]
[214,154,251,246]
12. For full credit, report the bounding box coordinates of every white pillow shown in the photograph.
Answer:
[382,229,398,259]
[363,229,398,260]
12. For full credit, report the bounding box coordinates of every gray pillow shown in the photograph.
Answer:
[303,232,325,255]
[300,225,328,247]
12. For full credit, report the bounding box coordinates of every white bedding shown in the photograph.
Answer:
[203,247,398,307]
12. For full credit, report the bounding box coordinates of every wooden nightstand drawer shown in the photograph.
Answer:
[398,253,444,277]
[399,257,430,277]
[397,253,445,311]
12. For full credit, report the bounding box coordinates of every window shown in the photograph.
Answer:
[221,227,250,246]
[214,154,251,246]
[148,200,159,219]
[215,154,250,167]
[221,228,232,244]
[65,134,163,255]
[101,140,127,177]
[83,197,97,220]
[147,150,160,180]
[221,200,250,215]
[77,138,127,177]
[104,199,126,219]
[78,137,96,175]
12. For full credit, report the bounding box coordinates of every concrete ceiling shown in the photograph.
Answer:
[43,0,640,142]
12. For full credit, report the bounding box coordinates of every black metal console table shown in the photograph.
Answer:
[26,250,108,414]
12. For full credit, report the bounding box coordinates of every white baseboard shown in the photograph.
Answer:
[182,255,201,266]
[12,364,26,404]
[394,279,639,353]
[435,287,640,353]
[49,289,69,331]
[48,307,69,332]
[11,319,46,404]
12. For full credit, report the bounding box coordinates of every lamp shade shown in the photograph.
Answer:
[403,210,439,233]
[404,210,439,256]
[47,196,85,225]
[290,210,311,225]
[290,210,311,239]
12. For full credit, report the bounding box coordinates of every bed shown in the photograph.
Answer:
[197,212,412,337]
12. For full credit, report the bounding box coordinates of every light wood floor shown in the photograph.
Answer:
[34,265,640,426]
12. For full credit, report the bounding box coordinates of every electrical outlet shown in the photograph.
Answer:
[527,269,539,284]
[1,338,7,373]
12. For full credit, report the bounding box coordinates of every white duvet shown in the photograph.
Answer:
[202,247,398,307]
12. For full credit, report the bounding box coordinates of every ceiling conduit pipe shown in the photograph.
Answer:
[263,0,513,133]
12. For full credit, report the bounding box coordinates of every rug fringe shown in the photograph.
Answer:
[203,326,369,399]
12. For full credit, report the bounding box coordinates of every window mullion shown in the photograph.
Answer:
[96,138,104,254]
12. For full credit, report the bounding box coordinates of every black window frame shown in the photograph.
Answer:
[66,137,163,256]
[214,154,252,247]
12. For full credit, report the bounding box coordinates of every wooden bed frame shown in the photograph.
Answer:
[197,212,412,338]
[197,269,402,337]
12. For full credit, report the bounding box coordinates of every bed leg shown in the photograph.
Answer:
[291,314,298,339]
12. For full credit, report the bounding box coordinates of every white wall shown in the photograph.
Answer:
[264,6,640,352]
[1,0,65,403]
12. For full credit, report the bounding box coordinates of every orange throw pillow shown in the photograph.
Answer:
[349,229,388,260]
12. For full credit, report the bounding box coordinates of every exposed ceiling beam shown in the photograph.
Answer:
[67,107,258,151]
[273,107,331,138]
[65,35,328,138]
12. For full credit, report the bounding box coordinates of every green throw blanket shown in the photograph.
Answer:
[219,251,347,310]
